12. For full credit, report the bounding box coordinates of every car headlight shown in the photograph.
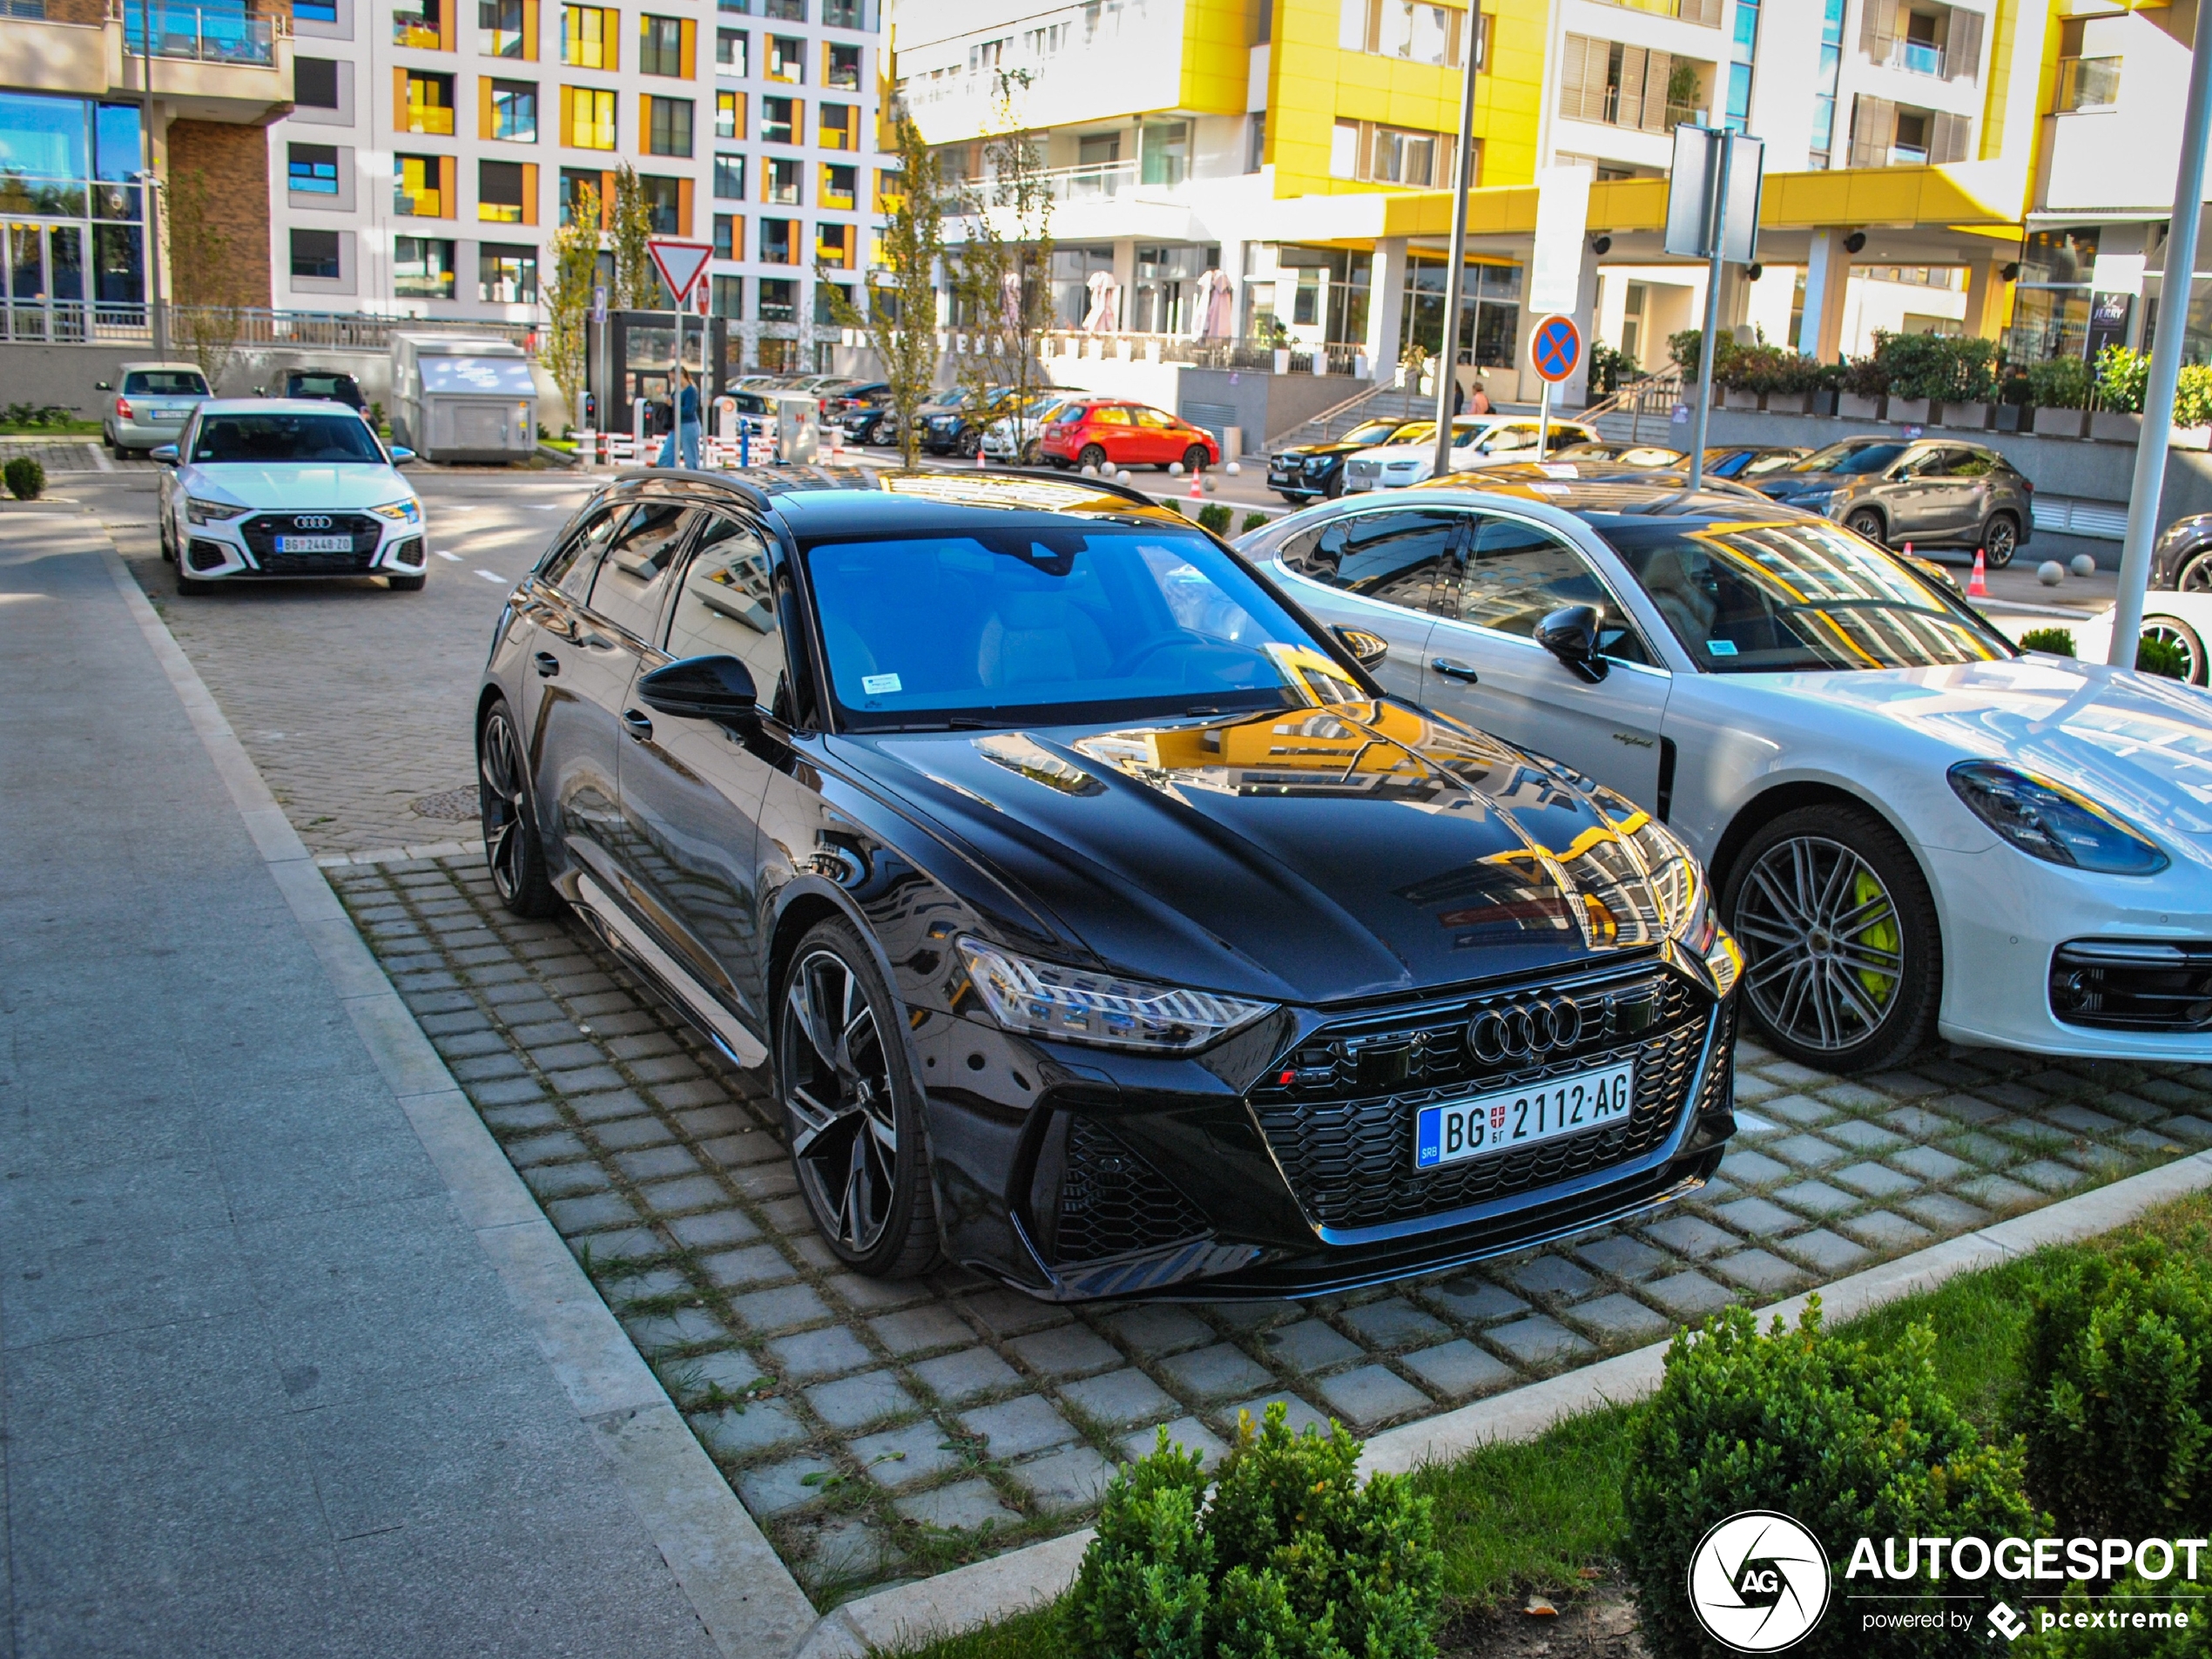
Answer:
[1304,456,1330,473]
[955,937,1274,1054]
[1948,760,2169,876]
[185,496,246,524]
[369,499,421,524]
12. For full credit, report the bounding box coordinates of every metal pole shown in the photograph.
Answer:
[138,0,165,356]
[1429,8,1481,484]
[2109,0,2212,668]
[1536,377,1551,461]
[1685,132,1730,494]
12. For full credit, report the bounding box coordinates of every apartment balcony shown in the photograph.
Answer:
[1885,37,1946,78]
[109,0,292,119]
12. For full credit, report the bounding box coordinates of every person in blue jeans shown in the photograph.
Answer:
[658,367,701,468]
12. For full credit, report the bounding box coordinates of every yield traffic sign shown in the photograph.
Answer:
[1530,314,1581,383]
[647,239,714,301]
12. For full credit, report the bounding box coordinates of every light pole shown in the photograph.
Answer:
[1684,135,1731,495]
[1429,9,1481,484]
[136,0,166,355]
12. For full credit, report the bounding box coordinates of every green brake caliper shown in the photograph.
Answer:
[1851,869,1898,1007]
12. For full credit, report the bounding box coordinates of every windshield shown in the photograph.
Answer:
[1339,419,1413,446]
[191,413,386,464]
[1791,441,1907,476]
[124,370,208,396]
[1600,518,2014,673]
[806,524,1361,730]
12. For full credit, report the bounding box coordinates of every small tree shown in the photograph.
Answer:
[815,114,941,467]
[610,164,659,310]
[543,183,601,427]
[948,70,1055,459]
[164,168,246,391]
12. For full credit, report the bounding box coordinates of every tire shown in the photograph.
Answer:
[1844,508,1887,546]
[2178,550,2212,593]
[477,698,559,917]
[1019,440,1041,466]
[1049,456,1071,470]
[1078,443,1107,471]
[2144,614,2208,685]
[1981,511,2020,570]
[1721,804,1941,1074]
[778,917,941,1278]
[1324,468,1346,500]
[159,514,176,563]
[388,572,427,592]
[1182,444,1210,474]
[1276,491,1306,505]
[175,570,212,595]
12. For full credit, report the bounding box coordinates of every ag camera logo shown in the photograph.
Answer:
[1689,1511,1831,1652]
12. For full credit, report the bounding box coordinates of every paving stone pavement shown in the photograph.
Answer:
[326,852,2212,1606]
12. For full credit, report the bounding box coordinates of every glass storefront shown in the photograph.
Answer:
[0,92,146,333]
[1401,254,1523,368]
[2005,226,2096,364]
[1243,245,1372,346]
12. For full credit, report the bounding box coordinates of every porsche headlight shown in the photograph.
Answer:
[956,938,1273,1054]
[1948,760,2169,876]
[185,496,246,524]
[369,498,422,524]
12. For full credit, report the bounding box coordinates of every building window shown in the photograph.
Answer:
[759,274,795,318]
[559,165,605,223]
[821,0,860,24]
[288,142,341,194]
[640,172,682,233]
[1723,0,1757,132]
[712,212,735,256]
[479,158,527,219]
[295,0,338,22]
[711,273,741,317]
[296,57,341,108]
[394,235,455,298]
[765,154,800,204]
[393,0,441,49]
[563,85,616,148]
[291,227,341,279]
[717,90,740,138]
[402,71,456,134]
[480,0,525,57]
[1847,96,1968,166]
[816,222,851,269]
[638,14,686,75]
[873,165,901,212]
[489,80,537,140]
[1328,118,1456,187]
[760,95,795,144]
[717,27,746,71]
[2058,55,2122,111]
[647,96,693,156]
[825,41,860,88]
[1810,0,1844,162]
[395,153,446,215]
[563,5,612,68]
[1399,254,1521,367]
[714,152,745,198]
[759,218,794,263]
[820,162,855,208]
[814,277,850,320]
[480,241,538,300]
[1246,111,1264,173]
[819,102,853,150]
[1336,0,1477,67]
[768,34,803,79]
[1555,36,1706,132]
[718,0,748,12]
[764,0,802,18]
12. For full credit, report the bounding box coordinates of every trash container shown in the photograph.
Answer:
[390,334,537,463]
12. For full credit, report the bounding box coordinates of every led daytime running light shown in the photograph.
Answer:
[956,938,1272,1054]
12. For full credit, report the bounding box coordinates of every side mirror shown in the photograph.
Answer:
[1332,625,1391,672]
[388,445,415,462]
[95,381,112,392]
[1535,604,1610,684]
[637,654,759,726]
[150,443,179,465]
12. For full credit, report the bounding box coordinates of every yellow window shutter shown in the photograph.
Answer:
[439,155,456,216]
[600,170,616,226]
[678,177,693,238]
[522,0,537,58]
[394,66,408,130]
[640,91,651,145]
[438,1,454,51]
[607,10,618,71]
[679,18,695,78]
[478,76,493,138]
[521,162,538,223]
[559,84,572,145]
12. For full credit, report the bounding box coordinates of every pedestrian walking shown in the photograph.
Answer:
[658,367,702,469]
[1467,380,1493,415]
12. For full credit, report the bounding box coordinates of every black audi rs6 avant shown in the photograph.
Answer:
[477,467,1742,1301]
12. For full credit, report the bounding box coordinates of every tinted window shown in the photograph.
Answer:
[1448,516,1652,664]
[124,369,210,395]
[1949,448,1996,477]
[664,513,786,706]
[588,502,698,638]
[1794,441,1907,475]
[1280,508,1461,612]
[804,525,1359,729]
[190,413,381,462]
[1602,519,2013,672]
[541,501,626,596]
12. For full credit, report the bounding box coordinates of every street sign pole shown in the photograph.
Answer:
[1527,314,1581,460]
[1686,136,1731,494]
[1430,9,1482,485]
[2109,0,2212,668]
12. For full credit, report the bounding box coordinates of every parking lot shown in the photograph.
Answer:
[27,442,2211,1609]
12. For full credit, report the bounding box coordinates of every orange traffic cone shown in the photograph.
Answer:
[1968,546,1989,597]
[1188,467,1204,502]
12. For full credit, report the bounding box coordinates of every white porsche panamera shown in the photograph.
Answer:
[1242,478,2212,1073]
[153,400,425,594]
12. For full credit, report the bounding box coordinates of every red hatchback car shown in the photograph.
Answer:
[1038,400,1222,473]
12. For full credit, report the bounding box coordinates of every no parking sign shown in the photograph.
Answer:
[1531,314,1581,383]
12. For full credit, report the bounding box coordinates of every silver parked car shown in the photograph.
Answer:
[101,361,213,457]
[1751,436,2034,567]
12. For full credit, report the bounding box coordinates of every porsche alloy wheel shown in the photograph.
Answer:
[478,702,557,916]
[2143,615,2209,685]
[779,923,940,1277]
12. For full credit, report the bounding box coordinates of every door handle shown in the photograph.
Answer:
[1431,658,1480,684]
[533,651,560,678]
[622,708,653,742]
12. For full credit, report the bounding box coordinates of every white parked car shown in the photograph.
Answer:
[978,394,1071,464]
[154,400,425,594]
[2038,590,2212,687]
[1343,415,1600,492]
[1244,478,2212,1072]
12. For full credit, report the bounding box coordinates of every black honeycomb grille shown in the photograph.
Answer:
[240,512,381,575]
[1250,968,1719,1232]
[1055,1117,1210,1264]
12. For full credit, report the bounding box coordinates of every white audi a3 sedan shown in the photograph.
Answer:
[153,400,425,595]
[1243,476,2212,1073]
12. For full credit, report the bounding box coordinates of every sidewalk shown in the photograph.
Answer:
[0,515,735,1656]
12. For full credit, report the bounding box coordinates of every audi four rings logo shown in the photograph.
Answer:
[293,514,333,529]
[1467,995,1587,1063]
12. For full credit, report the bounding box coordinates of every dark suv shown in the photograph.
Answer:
[1267,417,1433,503]
[475,467,1739,1301]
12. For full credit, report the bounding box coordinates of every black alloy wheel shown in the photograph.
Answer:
[2143,614,2209,685]
[478,700,557,916]
[779,920,940,1278]
[1721,804,1940,1074]
[1078,443,1107,471]
[1844,508,1887,546]
[1982,511,2020,570]
[1182,444,1210,474]
[2177,550,2212,593]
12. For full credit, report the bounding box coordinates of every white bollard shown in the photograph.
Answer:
[1224,461,1241,476]
[2038,561,2065,586]
[1168,462,1184,476]
[2070,554,2098,578]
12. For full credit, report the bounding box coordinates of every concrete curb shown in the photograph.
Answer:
[101,548,819,1659]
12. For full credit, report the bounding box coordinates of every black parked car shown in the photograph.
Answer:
[280,368,368,411]
[2152,511,2212,590]
[477,468,1739,1299]
[1267,416,1432,503]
